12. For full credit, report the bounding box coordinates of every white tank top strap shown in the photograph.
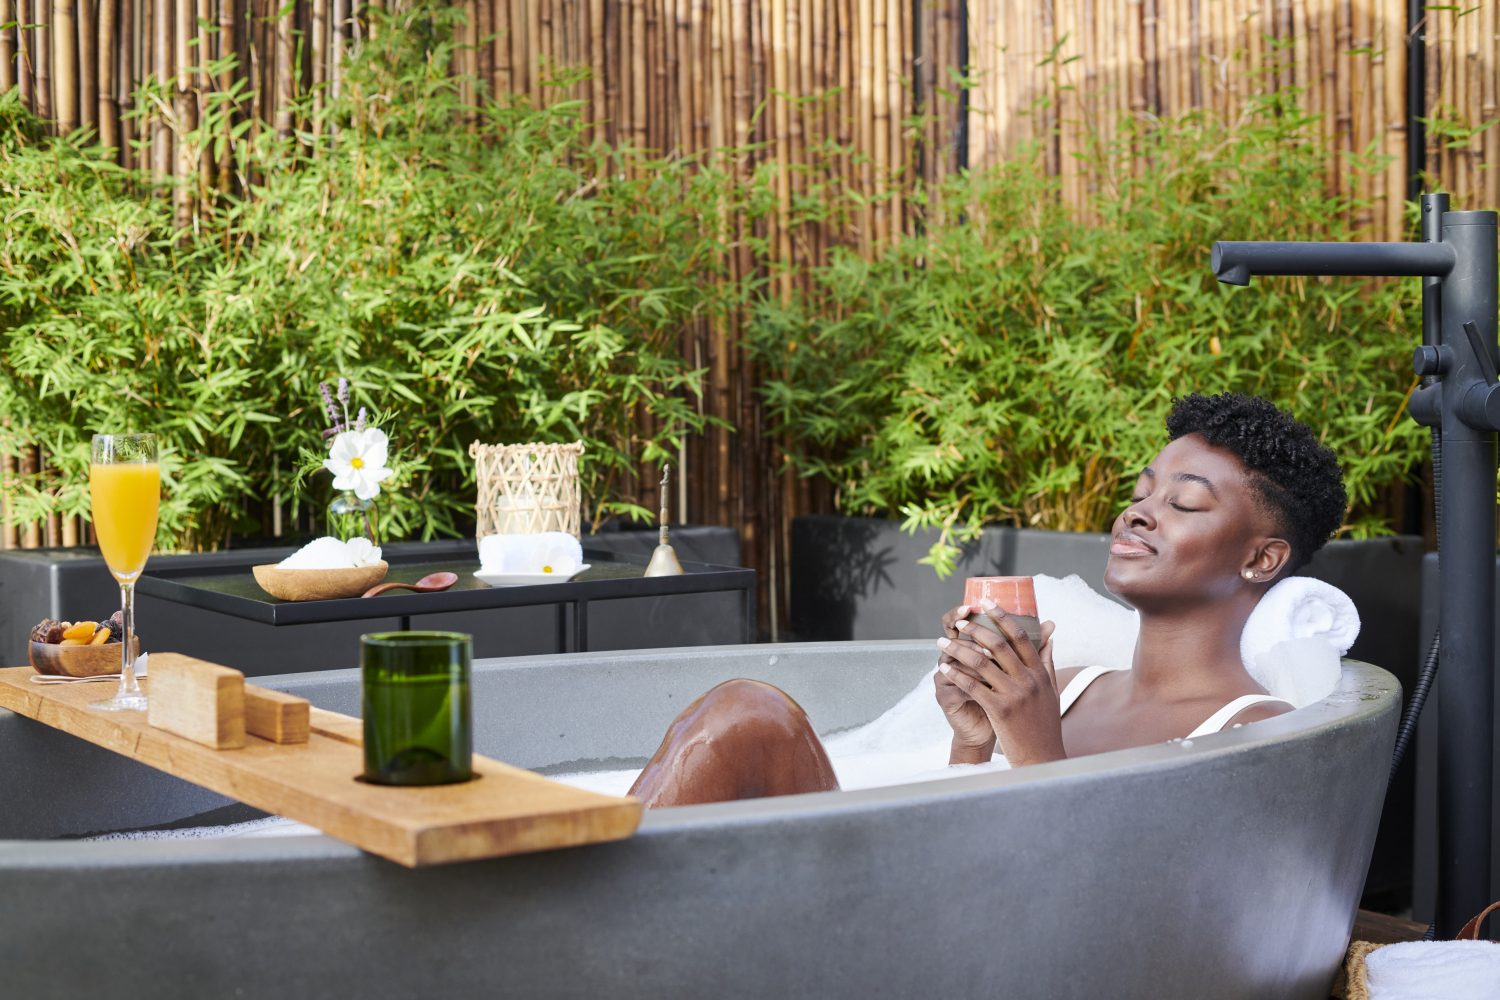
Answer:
[1185,694,1289,739]
[1057,666,1127,717]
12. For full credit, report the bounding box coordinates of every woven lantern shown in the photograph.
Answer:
[468,441,585,538]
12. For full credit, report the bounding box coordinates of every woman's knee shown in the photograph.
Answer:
[697,677,802,711]
[630,678,836,806]
[691,679,814,737]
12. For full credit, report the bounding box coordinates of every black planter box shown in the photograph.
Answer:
[0,527,743,678]
[790,513,1426,908]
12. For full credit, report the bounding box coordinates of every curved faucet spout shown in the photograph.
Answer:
[1211,240,1457,285]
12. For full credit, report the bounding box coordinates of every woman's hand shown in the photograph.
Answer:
[934,604,997,763]
[935,666,996,763]
[936,601,1066,767]
[939,603,973,641]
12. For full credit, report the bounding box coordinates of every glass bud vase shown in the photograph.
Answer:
[327,490,379,544]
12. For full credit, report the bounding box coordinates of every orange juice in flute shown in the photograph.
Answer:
[88,434,159,711]
[90,463,160,581]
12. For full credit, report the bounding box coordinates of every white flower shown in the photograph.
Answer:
[345,537,383,567]
[537,539,582,577]
[325,428,394,500]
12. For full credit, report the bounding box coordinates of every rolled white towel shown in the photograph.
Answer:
[1240,575,1360,671]
[1246,637,1342,709]
[1364,939,1500,999]
[1238,577,1359,708]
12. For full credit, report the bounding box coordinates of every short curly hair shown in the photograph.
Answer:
[1165,392,1347,573]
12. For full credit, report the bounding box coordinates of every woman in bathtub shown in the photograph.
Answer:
[629,391,1349,806]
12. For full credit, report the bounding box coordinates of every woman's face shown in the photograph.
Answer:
[1103,433,1286,611]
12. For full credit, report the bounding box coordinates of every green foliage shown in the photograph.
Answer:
[752,89,1425,575]
[0,4,733,550]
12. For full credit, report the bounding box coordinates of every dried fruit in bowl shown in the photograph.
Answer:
[27,612,133,647]
[61,621,98,643]
[30,619,64,644]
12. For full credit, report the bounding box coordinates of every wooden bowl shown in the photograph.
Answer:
[30,636,141,677]
[252,561,389,602]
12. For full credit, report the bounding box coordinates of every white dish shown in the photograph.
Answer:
[473,565,591,587]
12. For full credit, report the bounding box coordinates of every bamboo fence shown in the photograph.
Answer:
[969,0,1496,242]
[0,0,1495,632]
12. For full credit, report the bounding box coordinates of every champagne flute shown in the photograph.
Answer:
[89,433,160,712]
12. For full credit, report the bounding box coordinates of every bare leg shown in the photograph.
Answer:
[628,679,840,807]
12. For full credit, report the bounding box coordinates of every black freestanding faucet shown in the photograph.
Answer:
[1213,193,1499,939]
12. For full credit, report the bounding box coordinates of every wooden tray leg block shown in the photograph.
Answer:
[146,653,246,749]
[245,685,310,744]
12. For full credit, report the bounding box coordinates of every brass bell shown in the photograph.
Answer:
[644,464,684,577]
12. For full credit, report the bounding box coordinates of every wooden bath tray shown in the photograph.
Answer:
[0,660,642,866]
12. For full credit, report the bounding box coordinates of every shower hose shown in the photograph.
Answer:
[1389,424,1441,786]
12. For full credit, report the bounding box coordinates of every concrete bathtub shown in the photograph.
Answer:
[0,641,1397,999]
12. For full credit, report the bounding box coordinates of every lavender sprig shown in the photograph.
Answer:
[318,381,342,432]
[337,377,352,430]
[355,407,367,432]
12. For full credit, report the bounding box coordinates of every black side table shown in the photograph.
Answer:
[117,541,755,677]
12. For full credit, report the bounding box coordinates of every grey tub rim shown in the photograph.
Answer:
[0,639,1398,867]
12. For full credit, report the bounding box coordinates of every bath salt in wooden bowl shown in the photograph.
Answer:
[962,576,1043,646]
[252,562,389,602]
[30,637,141,677]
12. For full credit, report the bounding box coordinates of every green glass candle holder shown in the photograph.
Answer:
[361,631,473,786]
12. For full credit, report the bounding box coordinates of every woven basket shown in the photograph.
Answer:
[469,441,584,538]
[1342,940,1384,1000]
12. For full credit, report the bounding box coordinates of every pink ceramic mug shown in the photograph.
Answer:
[961,576,1044,647]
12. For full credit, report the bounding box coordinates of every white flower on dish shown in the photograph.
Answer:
[325,428,395,501]
[537,540,582,576]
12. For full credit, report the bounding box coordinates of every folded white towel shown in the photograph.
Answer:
[1364,939,1500,999]
[1240,575,1360,672]
[477,532,584,577]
